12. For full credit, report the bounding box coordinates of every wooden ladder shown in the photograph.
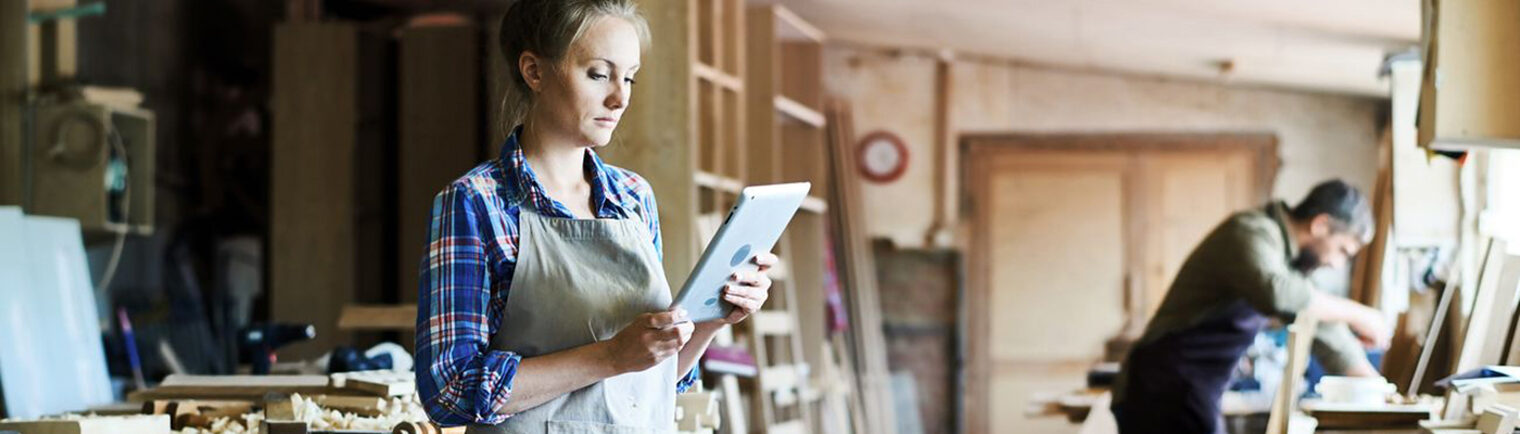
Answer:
[737,247,818,434]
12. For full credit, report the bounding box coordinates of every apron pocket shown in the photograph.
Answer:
[546,420,672,434]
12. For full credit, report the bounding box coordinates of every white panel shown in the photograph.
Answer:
[0,207,112,418]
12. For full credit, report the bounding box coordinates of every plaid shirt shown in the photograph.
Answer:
[416,129,699,426]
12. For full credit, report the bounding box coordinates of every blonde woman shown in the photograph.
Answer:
[414,1,777,432]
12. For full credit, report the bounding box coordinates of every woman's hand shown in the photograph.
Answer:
[601,309,695,375]
[710,253,778,326]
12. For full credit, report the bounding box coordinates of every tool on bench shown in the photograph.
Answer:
[238,322,316,374]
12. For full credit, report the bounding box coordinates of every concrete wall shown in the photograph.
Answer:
[822,45,1387,248]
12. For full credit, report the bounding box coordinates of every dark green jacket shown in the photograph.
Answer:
[1113,201,1365,404]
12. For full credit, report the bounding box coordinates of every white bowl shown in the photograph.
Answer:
[1316,376,1395,405]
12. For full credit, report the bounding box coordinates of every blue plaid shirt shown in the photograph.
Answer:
[415,128,699,426]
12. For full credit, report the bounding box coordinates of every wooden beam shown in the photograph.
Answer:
[272,22,359,359]
[0,0,25,206]
[398,23,479,325]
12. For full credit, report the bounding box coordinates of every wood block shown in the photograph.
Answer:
[264,420,309,434]
[311,395,386,416]
[1477,404,1518,434]
[333,370,415,396]
[266,395,297,421]
[0,415,171,434]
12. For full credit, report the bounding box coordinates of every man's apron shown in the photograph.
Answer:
[1115,300,1269,434]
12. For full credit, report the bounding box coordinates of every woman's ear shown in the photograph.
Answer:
[520,51,545,92]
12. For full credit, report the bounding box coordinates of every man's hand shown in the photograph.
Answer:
[1349,307,1391,350]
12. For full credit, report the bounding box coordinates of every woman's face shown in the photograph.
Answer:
[532,16,642,147]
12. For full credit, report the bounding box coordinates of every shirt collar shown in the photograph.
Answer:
[1266,200,1300,260]
[496,126,625,218]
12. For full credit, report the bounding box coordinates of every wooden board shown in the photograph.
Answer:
[1303,400,1437,428]
[398,23,480,323]
[826,99,897,434]
[0,415,171,434]
[332,370,415,397]
[129,375,332,401]
[1455,240,1510,373]
[1266,316,1318,434]
[271,22,360,359]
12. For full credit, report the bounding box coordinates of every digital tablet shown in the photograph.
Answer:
[671,182,811,323]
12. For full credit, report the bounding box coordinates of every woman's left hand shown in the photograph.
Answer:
[711,253,778,325]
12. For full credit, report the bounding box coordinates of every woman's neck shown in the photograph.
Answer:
[519,121,589,192]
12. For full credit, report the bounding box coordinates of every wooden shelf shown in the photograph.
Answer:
[694,170,745,194]
[695,62,743,92]
[774,95,825,127]
[772,6,825,43]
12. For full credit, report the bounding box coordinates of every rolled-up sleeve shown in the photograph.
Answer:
[416,185,522,426]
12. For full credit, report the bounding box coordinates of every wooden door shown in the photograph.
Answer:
[981,152,1129,433]
[963,133,1276,434]
[1141,152,1259,318]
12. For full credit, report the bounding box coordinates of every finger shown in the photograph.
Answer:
[753,253,779,270]
[726,284,769,303]
[648,310,681,329]
[732,271,765,287]
[676,323,694,345]
[725,293,761,312]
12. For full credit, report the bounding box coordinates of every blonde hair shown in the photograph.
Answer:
[498,0,651,135]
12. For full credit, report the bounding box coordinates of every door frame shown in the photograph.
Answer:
[958,132,1279,434]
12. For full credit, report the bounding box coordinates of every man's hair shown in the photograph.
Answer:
[1289,179,1374,242]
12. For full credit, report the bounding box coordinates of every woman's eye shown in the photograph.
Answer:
[625,77,637,85]
[588,71,608,80]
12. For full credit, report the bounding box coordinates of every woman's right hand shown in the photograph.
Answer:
[601,309,694,375]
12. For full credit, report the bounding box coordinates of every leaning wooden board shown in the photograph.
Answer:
[0,415,171,434]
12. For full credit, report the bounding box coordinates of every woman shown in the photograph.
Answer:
[414,1,777,432]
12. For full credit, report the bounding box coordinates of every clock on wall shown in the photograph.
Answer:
[856,131,909,184]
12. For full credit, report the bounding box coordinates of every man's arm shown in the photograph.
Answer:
[1312,321,1380,377]
[1220,222,1389,350]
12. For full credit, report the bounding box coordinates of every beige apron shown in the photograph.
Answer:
[468,206,678,434]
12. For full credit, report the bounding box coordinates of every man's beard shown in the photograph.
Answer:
[1291,249,1321,273]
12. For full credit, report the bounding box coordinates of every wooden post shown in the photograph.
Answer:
[271,22,359,358]
[0,0,25,206]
